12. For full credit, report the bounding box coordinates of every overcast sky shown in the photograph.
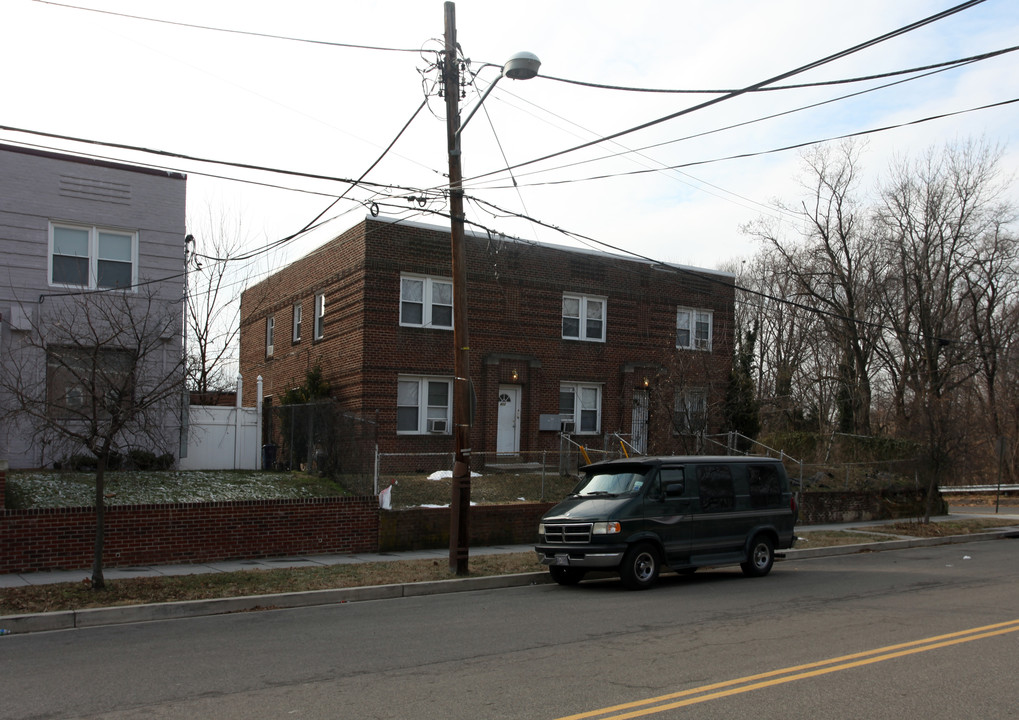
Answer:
[3,0,1018,287]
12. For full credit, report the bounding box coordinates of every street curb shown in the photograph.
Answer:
[784,527,1018,560]
[0,572,556,635]
[3,530,1016,635]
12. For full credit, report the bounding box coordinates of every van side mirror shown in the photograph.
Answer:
[664,482,685,498]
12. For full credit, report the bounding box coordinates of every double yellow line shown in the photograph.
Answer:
[556,618,1019,720]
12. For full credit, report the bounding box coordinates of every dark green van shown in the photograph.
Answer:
[535,456,797,589]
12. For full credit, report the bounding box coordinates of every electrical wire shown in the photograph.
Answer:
[459,195,962,346]
[464,0,988,183]
[480,96,1019,189]
[33,0,424,53]
[537,44,1018,94]
[293,97,429,241]
[463,51,1005,191]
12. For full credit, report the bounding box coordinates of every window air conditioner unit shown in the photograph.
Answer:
[427,418,448,433]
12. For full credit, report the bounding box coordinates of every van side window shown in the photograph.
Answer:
[697,465,734,511]
[659,467,684,486]
[748,465,783,508]
[657,467,685,498]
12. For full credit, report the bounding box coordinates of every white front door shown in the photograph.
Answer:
[632,390,649,454]
[496,385,521,454]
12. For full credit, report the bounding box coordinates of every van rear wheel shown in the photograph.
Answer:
[620,542,660,590]
[550,566,586,585]
[741,535,775,577]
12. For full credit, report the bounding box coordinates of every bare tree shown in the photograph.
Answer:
[735,249,827,434]
[875,139,1012,517]
[184,208,252,396]
[958,205,1019,480]
[746,141,881,435]
[0,289,183,588]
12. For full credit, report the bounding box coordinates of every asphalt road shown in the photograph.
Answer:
[2,539,1018,719]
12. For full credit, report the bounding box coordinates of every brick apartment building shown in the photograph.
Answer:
[239,216,735,464]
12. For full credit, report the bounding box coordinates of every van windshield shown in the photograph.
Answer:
[572,467,649,497]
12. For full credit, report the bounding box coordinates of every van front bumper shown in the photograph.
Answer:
[535,544,625,569]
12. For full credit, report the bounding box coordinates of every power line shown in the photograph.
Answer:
[465,0,988,183]
[538,44,1018,94]
[0,124,428,195]
[487,96,1019,189]
[33,0,424,53]
[466,56,1010,191]
[458,195,962,347]
[0,137,341,199]
[460,53,976,222]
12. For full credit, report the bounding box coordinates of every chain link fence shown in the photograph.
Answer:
[265,400,377,495]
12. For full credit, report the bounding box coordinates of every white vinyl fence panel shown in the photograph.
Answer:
[180,375,263,471]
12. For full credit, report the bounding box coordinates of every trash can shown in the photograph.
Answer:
[262,444,277,470]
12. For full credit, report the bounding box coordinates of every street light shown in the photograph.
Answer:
[443,1,540,575]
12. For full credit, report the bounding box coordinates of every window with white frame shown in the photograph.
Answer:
[397,376,451,434]
[400,275,453,329]
[314,293,325,340]
[562,294,606,342]
[292,303,302,343]
[676,307,713,350]
[559,382,602,433]
[50,223,137,289]
[674,389,707,433]
[265,315,274,357]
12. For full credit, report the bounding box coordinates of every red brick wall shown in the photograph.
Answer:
[240,217,735,459]
[378,502,555,552]
[0,497,378,574]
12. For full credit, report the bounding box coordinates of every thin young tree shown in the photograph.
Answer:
[0,288,184,588]
[184,208,253,397]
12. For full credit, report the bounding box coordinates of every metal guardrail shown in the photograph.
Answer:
[939,485,1019,493]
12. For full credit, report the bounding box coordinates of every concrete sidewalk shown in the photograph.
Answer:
[2,511,1017,635]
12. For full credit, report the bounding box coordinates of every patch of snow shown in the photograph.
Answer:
[426,470,482,481]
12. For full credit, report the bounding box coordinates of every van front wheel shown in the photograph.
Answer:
[741,535,775,577]
[620,543,660,590]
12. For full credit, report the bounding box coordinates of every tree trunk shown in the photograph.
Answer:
[92,453,107,589]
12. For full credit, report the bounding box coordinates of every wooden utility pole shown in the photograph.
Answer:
[444,1,472,576]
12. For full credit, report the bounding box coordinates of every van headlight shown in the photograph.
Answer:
[538,523,546,535]
[592,521,621,535]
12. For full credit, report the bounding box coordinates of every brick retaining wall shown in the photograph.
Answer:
[0,496,378,574]
[798,489,944,525]
[0,480,942,574]
[378,503,555,552]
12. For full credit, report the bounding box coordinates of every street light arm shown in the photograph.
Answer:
[454,73,503,147]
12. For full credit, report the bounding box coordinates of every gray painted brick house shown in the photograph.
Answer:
[0,144,186,468]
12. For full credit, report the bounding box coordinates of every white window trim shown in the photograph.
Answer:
[562,293,606,342]
[559,382,603,434]
[677,307,713,351]
[48,222,138,290]
[399,274,454,330]
[314,293,325,340]
[397,375,452,435]
[265,315,274,357]
[292,303,302,343]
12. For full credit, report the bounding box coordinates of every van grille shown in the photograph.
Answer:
[543,523,592,544]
